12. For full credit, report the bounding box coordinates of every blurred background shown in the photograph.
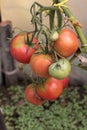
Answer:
[1,0,87,35]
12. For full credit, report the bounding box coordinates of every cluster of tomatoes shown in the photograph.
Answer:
[10,28,79,105]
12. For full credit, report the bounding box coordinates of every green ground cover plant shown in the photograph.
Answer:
[0,85,87,130]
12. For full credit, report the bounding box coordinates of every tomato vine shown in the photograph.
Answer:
[10,0,87,105]
[29,0,87,70]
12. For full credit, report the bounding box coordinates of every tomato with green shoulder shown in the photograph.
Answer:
[10,33,38,64]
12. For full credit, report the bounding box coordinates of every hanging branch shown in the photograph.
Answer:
[29,0,87,71]
[57,0,87,53]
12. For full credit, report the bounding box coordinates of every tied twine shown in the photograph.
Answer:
[53,0,69,12]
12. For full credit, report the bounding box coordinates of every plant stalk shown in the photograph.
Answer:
[58,0,87,53]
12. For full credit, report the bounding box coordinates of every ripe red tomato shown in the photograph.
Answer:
[60,77,69,89]
[36,77,63,101]
[25,84,45,105]
[10,33,38,64]
[30,53,53,78]
[54,28,79,57]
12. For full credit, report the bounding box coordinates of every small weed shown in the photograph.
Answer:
[0,85,87,130]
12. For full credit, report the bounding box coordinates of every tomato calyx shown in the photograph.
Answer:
[33,77,47,85]
[24,32,38,49]
[47,30,59,42]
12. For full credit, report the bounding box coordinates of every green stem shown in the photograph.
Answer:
[49,10,55,30]
[54,0,62,28]
[56,9,62,29]
[44,33,49,54]
[34,2,57,15]
[62,6,87,44]
[58,0,87,53]
[75,26,87,45]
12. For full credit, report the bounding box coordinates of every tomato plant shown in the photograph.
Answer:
[53,29,79,57]
[10,33,38,64]
[30,53,53,78]
[9,0,87,105]
[25,84,45,105]
[36,77,63,100]
[47,30,59,41]
[60,77,69,89]
[49,58,71,79]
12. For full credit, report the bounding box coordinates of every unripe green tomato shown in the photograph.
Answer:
[48,59,71,79]
[48,30,59,42]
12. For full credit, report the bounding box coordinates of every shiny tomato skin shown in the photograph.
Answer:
[36,77,63,101]
[10,33,38,64]
[54,29,79,57]
[25,84,45,105]
[48,59,71,79]
[60,77,69,89]
[30,54,53,78]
